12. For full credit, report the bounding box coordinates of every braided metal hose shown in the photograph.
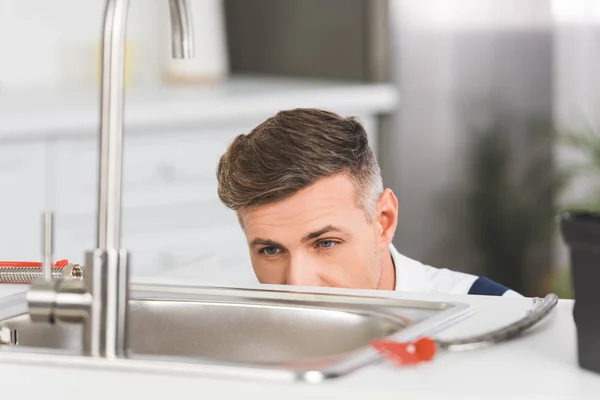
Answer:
[0,264,84,284]
[436,293,559,352]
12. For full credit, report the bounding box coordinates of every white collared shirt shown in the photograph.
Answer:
[390,244,522,297]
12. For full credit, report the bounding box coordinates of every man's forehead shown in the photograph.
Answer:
[242,209,338,231]
[237,174,363,235]
[239,206,354,243]
[244,176,357,215]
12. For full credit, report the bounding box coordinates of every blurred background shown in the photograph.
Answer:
[1,0,598,297]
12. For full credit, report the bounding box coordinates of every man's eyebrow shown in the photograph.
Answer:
[302,225,343,242]
[250,238,284,248]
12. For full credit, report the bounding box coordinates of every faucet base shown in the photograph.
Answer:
[24,249,130,359]
[83,248,130,358]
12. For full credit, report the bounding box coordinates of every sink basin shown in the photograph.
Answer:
[0,284,470,381]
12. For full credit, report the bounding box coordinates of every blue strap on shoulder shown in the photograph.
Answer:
[468,276,510,296]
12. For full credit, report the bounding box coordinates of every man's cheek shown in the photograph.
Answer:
[317,250,355,282]
[250,258,285,284]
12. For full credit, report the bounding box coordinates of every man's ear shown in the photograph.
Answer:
[374,188,398,247]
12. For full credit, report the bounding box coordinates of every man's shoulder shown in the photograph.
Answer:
[389,244,521,297]
[467,275,521,297]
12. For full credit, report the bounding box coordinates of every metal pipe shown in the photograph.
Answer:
[41,212,53,281]
[97,0,128,251]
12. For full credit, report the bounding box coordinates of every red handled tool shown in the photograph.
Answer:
[372,293,559,366]
[372,337,438,366]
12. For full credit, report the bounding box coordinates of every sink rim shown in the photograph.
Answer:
[0,283,472,382]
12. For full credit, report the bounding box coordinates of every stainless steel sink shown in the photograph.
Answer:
[0,284,470,382]
[0,0,468,384]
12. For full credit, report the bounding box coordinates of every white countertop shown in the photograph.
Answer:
[0,76,398,140]
[0,282,597,400]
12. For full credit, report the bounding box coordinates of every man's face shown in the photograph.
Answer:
[239,174,398,289]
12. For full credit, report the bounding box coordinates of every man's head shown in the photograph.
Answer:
[217,108,398,290]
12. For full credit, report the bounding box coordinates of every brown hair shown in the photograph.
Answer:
[216,108,383,218]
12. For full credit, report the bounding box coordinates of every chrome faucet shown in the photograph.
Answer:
[26,0,194,359]
[98,0,194,252]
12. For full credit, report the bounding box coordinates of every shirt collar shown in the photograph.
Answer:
[388,243,399,290]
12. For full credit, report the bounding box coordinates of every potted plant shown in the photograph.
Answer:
[461,113,568,296]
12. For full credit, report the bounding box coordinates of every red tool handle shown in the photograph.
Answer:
[0,259,70,268]
[372,337,438,365]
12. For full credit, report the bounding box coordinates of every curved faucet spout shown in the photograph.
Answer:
[97,0,195,250]
[90,0,195,357]
[169,0,195,59]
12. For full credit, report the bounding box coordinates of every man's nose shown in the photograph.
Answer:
[286,253,321,286]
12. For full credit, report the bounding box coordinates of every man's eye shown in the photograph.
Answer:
[260,246,280,255]
[316,240,338,249]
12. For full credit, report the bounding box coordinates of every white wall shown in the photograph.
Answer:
[384,0,554,276]
[0,0,166,90]
[383,0,600,291]
[0,0,228,91]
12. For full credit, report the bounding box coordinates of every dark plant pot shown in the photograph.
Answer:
[560,210,600,374]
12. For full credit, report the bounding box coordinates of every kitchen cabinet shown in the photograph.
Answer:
[50,126,256,281]
[0,77,397,282]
